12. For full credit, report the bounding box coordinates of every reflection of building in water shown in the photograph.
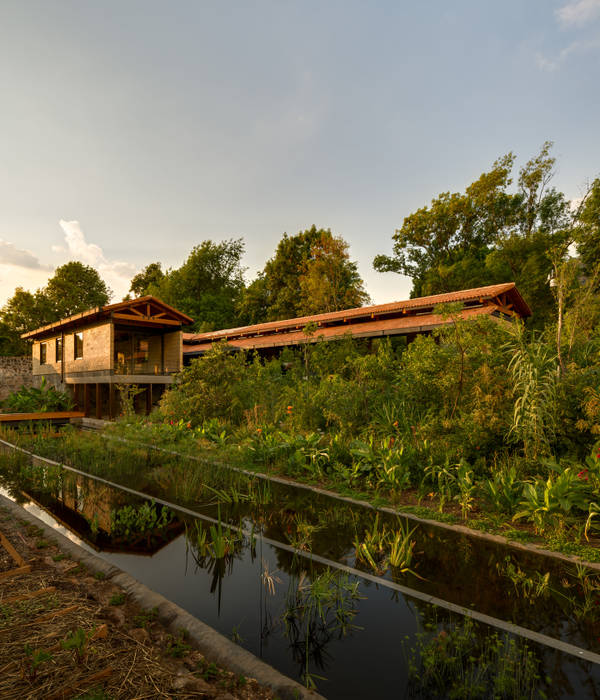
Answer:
[23,472,182,555]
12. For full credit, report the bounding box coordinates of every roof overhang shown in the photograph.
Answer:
[22,296,194,340]
[182,282,530,353]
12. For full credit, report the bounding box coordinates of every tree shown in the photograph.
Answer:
[373,153,518,295]
[374,143,572,326]
[129,262,165,297]
[238,226,369,323]
[298,232,369,314]
[44,262,111,319]
[151,239,246,331]
[573,178,600,277]
[0,262,111,356]
[0,288,49,355]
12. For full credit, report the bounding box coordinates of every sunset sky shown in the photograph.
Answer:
[0,0,598,306]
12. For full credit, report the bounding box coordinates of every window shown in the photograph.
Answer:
[40,342,47,364]
[74,332,83,359]
[55,337,63,363]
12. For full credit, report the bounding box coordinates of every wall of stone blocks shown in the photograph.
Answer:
[0,356,35,403]
[33,321,113,379]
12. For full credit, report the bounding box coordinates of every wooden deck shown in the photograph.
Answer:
[0,411,85,424]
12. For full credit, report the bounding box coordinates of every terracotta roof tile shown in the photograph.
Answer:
[183,282,530,345]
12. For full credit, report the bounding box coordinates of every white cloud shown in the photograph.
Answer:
[0,240,52,271]
[556,0,600,28]
[536,36,600,70]
[58,220,137,301]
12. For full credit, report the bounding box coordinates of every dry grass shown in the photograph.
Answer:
[0,506,273,700]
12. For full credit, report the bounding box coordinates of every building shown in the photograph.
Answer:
[21,296,193,418]
[22,283,531,417]
[182,282,531,360]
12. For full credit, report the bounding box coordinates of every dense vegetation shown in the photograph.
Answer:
[135,288,597,547]
[0,262,110,355]
[2,377,74,413]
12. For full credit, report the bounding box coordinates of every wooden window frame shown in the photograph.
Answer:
[40,342,47,365]
[55,337,63,363]
[74,332,84,360]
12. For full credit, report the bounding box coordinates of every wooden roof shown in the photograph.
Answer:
[21,296,194,340]
[183,282,531,353]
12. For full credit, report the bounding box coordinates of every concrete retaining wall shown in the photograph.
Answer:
[0,356,34,403]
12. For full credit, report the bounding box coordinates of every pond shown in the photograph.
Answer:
[1,437,600,698]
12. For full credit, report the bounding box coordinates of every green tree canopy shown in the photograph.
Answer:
[45,262,111,319]
[238,226,369,324]
[573,178,600,277]
[148,239,246,331]
[0,262,111,355]
[129,262,165,297]
[374,143,573,325]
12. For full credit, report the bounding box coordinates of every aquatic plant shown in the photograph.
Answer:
[282,569,362,689]
[496,556,551,602]
[110,501,174,543]
[403,615,545,699]
[354,515,419,577]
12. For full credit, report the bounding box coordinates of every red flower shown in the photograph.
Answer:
[578,469,589,481]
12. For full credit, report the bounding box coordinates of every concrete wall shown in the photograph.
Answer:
[0,356,34,403]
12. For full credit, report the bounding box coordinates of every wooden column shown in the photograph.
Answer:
[96,383,102,420]
[84,384,90,417]
[108,384,114,420]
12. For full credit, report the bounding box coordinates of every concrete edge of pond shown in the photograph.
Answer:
[6,429,600,575]
[86,427,600,575]
[0,493,325,700]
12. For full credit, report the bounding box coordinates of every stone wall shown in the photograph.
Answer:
[0,356,34,403]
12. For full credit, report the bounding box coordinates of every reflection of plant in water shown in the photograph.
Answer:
[561,563,600,621]
[354,515,419,578]
[110,501,173,543]
[496,556,550,603]
[261,559,282,595]
[282,569,362,690]
[403,616,545,699]
[186,511,244,561]
[285,515,322,552]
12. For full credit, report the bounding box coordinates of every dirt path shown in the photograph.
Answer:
[0,503,274,700]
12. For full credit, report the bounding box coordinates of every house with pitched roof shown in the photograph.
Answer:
[21,296,193,418]
[21,283,531,417]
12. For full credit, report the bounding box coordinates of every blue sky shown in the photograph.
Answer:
[0,0,598,307]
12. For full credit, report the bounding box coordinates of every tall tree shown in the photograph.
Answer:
[0,262,111,355]
[45,262,111,318]
[298,232,369,314]
[374,143,571,325]
[573,178,600,277]
[150,239,246,331]
[238,226,369,323]
[129,262,165,297]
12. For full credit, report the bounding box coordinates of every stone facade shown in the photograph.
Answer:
[0,356,35,403]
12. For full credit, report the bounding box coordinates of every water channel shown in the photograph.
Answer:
[1,434,600,698]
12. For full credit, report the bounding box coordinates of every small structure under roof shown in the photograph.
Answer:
[183,282,531,358]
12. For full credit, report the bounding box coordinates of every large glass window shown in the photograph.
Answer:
[55,337,63,363]
[114,328,161,374]
[74,332,83,359]
[40,342,47,364]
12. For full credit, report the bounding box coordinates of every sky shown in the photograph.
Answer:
[0,0,599,308]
